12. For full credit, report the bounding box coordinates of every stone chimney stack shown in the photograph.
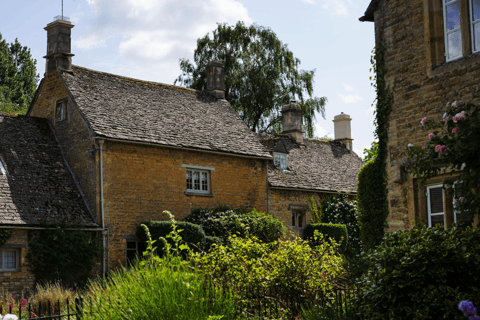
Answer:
[206,60,225,99]
[44,16,74,73]
[333,112,353,150]
[281,102,304,144]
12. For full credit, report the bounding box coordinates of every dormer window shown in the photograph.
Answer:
[274,153,287,170]
[0,160,6,175]
[56,100,69,122]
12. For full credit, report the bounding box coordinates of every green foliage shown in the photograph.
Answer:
[184,205,285,243]
[362,140,378,163]
[309,196,323,223]
[192,233,344,318]
[0,228,12,246]
[0,33,39,114]
[27,226,102,288]
[84,225,235,320]
[357,45,392,251]
[304,223,348,253]
[321,193,363,255]
[175,21,327,136]
[408,102,480,218]
[137,220,207,252]
[356,223,480,320]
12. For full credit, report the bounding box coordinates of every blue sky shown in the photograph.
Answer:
[0,0,375,157]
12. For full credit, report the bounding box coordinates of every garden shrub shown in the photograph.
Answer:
[356,223,480,320]
[304,223,348,253]
[192,233,344,318]
[136,220,207,251]
[321,193,363,256]
[184,205,285,243]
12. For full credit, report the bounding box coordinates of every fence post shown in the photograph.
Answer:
[75,296,84,320]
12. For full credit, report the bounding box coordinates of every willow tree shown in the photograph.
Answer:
[175,22,326,136]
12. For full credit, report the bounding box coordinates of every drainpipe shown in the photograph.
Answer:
[98,139,106,276]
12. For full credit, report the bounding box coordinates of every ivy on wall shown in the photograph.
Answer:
[357,43,393,250]
[0,229,12,247]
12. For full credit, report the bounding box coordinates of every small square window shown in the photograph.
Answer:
[126,241,146,266]
[292,211,304,228]
[274,153,287,170]
[186,169,210,193]
[56,100,68,122]
[0,249,19,272]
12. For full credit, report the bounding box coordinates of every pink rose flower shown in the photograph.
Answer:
[421,117,428,125]
[452,127,459,134]
[440,146,448,153]
[443,117,449,123]
[453,116,458,123]
[428,133,435,139]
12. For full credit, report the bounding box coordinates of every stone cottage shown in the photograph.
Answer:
[0,17,362,292]
[360,0,480,232]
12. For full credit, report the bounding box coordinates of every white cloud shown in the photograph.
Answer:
[313,125,333,140]
[321,0,350,16]
[73,0,253,83]
[303,0,317,4]
[338,93,362,104]
[343,84,354,92]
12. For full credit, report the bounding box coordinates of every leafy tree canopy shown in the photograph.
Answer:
[175,21,327,136]
[0,33,39,114]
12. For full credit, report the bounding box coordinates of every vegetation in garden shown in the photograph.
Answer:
[184,205,285,244]
[408,101,480,219]
[27,226,102,288]
[0,229,12,247]
[175,21,327,136]
[320,193,363,256]
[0,33,39,114]
[304,223,348,254]
[355,223,480,320]
[356,43,392,250]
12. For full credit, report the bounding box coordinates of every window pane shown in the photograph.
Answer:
[429,187,444,214]
[447,30,462,59]
[431,214,445,227]
[446,2,461,31]
[473,0,480,21]
[4,251,16,269]
[186,171,192,190]
[445,0,456,3]
[292,212,296,227]
[201,172,208,191]
[126,241,137,249]
[193,171,200,190]
[474,22,480,52]
[298,213,303,228]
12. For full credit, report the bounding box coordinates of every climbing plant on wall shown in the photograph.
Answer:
[0,229,12,246]
[357,43,393,250]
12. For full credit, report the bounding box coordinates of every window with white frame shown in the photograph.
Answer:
[471,0,480,52]
[186,169,210,193]
[274,153,287,170]
[427,184,445,228]
[292,211,304,228]
[0,249,19,272]
[56,100,68,122]
[444,0,463,61]
[126,240,146,266]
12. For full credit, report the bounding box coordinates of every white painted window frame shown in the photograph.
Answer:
[0,249,19,272]
[444,0,463,61]
[470,0,480,52]
[185,168,211,194]
[274,152,287,170]
[426,184,445,228]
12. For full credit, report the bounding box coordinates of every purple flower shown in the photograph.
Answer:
[469,316,480,320]
[459,301,477,316]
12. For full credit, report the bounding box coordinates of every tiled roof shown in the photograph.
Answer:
[0,114,98,227]
[258,134,364,193]
[60,66,271,159]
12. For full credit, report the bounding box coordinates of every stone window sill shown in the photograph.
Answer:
[184,191,214,197]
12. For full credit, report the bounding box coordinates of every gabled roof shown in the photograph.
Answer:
[359,0,379,22]
[59,66,271,159]
[258,134,364,193]
[0,114,98,227]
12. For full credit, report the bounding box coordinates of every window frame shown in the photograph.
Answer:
[55,99,69,122]
[0,249,20,272]
[470,0,480,52]
[426,184,445,228]
[274,152,287,170]
[291,211,305,229]
[182,165,214,195]
[126,240,146,266]
[444,0,463,61]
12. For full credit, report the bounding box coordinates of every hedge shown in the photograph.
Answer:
[303,223,348,253]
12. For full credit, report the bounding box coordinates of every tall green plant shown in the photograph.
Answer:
[357,44,392,250]
[309,196,323,223]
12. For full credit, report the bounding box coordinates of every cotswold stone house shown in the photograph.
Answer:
[0,17,362,292]
[360,0,480,232]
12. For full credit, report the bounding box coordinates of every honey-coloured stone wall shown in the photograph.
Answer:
[372,0,480,231]
[101,140,268,268]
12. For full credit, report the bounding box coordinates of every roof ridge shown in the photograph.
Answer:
[71,65,199,94]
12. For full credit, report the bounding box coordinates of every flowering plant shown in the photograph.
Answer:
[407,102,480,218]
[459,301,480,320]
